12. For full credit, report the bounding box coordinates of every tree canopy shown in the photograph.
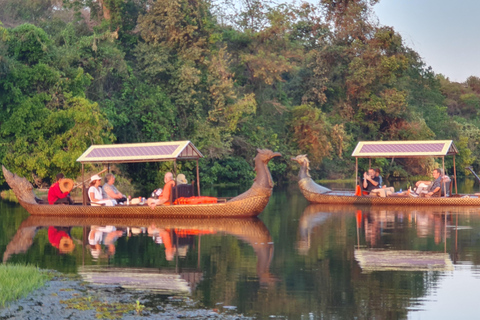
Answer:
[0,0,478,189]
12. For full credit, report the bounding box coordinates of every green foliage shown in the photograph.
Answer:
[6,23,51,64]
[0,264,52,307]
[2,0,480,185]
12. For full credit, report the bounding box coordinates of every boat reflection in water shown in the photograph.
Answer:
[297,204,478,272]
[3,215,275,294]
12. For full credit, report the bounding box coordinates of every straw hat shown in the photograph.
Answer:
[90,174,102,182]
[58,237,75,253]
[59,178,74,193]
[176,174,187,185]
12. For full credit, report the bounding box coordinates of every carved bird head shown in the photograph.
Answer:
[255,149,282,163]
[291,154,310,170]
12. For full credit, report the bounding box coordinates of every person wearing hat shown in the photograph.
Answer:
[48,226,75,254]
[47,173,74,205]
[88,174,115,206]
[176,174,188,185]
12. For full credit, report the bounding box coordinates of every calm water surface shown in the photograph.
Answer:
[3,181,480,319]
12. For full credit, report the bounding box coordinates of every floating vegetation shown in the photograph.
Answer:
[60,296,146,319]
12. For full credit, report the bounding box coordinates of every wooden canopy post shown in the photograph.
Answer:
[355,157,358,187]
[174,160,178,201]
[453,154,458,194]
[442,156,446,198]
[196,159,201,196]
[82,163,86,205]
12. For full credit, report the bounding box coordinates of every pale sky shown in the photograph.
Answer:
[373,0,480,83]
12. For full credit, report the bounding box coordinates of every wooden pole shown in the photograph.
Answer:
[174,160,178,202]
[442,157,446,198]
[355,157,358,188]
[196,159,201,196]
[453,154,458,194]
[82,163,85,205]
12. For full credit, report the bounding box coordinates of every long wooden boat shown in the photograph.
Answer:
[292,146,480,206]
[2,148,281,217]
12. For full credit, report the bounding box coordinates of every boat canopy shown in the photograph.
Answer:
[76,141,203,204]
[352,140,458,158]
[352,140,460,195]
[77,141,203,164]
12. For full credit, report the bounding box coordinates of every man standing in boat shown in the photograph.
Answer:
[47,173,74,205]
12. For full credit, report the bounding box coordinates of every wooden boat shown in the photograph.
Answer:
[292,140,480,206]
[2,148,281,217]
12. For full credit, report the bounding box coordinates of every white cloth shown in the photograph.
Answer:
[371,187,395,197]
[88,226,116,245]
[88,186,115,206]
[416,183,429,195]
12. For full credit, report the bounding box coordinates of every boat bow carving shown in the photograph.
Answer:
[291,155,330,202]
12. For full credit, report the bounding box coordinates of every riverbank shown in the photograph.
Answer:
[0,271,252,319]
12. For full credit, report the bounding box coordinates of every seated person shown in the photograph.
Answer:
[413,168,447,198]
[176,173,188,185]
[88,174,115,206]
[147,172,175,209]
[374,168,383,187]
[102,173,128,204]
[48,226,75,254]
[48,173,74,205]
[363,168,394,197]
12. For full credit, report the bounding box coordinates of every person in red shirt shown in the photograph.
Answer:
[47,173,73,205]
[147,172,175,209]
[48,226,75,253]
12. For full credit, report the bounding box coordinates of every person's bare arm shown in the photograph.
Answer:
[425,187,440,198]
[105,187,123,199]
[416,181,431,187]
[89,191,99,203]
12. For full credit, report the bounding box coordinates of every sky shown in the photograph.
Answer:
[373,0,480,83]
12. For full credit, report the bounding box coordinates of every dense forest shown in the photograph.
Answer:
[1,0,479,192]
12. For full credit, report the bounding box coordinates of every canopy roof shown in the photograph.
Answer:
[352,140,458,158]
[77,141,203,164]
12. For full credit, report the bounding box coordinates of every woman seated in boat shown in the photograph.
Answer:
[147,172,175,209]
[88,175,115,206]
[102,173,128,204]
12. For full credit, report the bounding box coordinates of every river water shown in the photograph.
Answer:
[2,182,480,319]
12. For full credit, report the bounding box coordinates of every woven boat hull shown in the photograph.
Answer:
[300,187,480,206]
[17,196,270,218]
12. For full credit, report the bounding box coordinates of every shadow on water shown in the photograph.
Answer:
[4,184,480,318]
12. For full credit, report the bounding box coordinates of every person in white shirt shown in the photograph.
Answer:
[88,174,115,206]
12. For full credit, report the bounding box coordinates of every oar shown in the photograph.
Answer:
[465,166,480,183]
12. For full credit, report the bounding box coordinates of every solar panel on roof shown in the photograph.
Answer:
[77,141,203,163]
[352,140,458,158]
